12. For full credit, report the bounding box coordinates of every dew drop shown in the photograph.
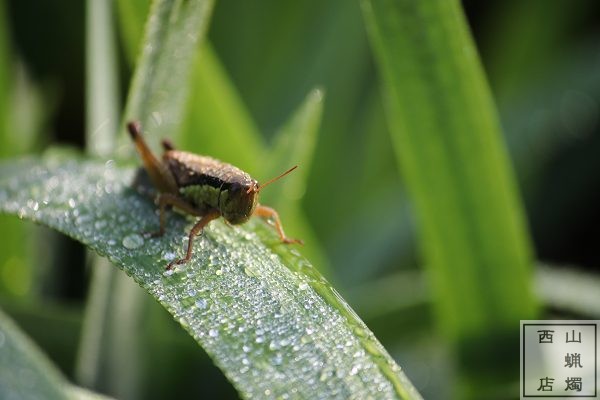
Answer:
[353,326,366,338]
[195,298,208,310]
[271,354,283,366]
[298,282,309,290]
[122,233,144,249]
[319,369,332,382]
[244,266,258,277]
[94,220,107,230]
[27,200,39,211]
[215,269,223,276]
[162,251,176,261]
[208,329,219,338]
[300,335,312,344]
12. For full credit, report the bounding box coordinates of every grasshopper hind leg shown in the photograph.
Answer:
[127,121,178,194]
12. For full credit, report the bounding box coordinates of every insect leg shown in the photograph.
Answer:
[127,121,178,194]
[253,205,303,245]
[147,193,202,237]
[167,210,221,270]
[161,138,176,151]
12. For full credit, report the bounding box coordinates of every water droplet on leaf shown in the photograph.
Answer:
[122,233,144,249]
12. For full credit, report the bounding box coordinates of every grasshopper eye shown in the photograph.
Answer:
[229,182,242,194]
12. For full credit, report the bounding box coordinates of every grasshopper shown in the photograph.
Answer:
[127,121,302,270]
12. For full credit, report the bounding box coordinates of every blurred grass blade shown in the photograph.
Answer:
[179,43,266,172]
[263,88,324,205]
[362,0,538,395]
[0,307,114,399]
[536,264,600,318]
[77,0,126,393]
[261,88,330,273]
[69,387,115,400]
[500,42,600,186]
[0,156,422,399]
[484,0,592,101]
[0,0,35,299]
[0,306,69,399]
[120,0,214,147]
[115,0,150,66]
[116,0,266,174]
[85,0,119,156]
[0,0,8,142]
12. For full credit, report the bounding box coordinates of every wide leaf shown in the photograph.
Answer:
[0,155,422,399]
[0,306,114,400]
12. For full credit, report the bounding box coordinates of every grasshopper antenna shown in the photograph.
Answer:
[250,165,298,193]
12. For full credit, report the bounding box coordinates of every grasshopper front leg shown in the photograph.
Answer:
[167,210,221,270]
[147,193,203,238]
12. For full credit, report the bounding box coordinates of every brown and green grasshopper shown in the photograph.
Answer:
[127,121,302,270]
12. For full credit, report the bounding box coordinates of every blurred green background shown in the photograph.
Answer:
[1,0,600,399]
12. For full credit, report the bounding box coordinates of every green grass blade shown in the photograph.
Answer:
[115,1,265,173]
[0,0,36,300]
[362,0,538,395]
[0,0,8,145]
[0,156,422,399]
[262,88,323,206]
[77,0,125,392]
[484,0,591,101]
[0,307,69,399]
[0,306,114,399]
[261,88,330,273]
[85,0,119,156]
[536,264,600,318]
[115,0,150,66]
[120,0,215,146]
[179,43,266,172]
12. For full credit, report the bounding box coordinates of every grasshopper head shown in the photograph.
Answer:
[220,165,297,225]
[220,180,259,225]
